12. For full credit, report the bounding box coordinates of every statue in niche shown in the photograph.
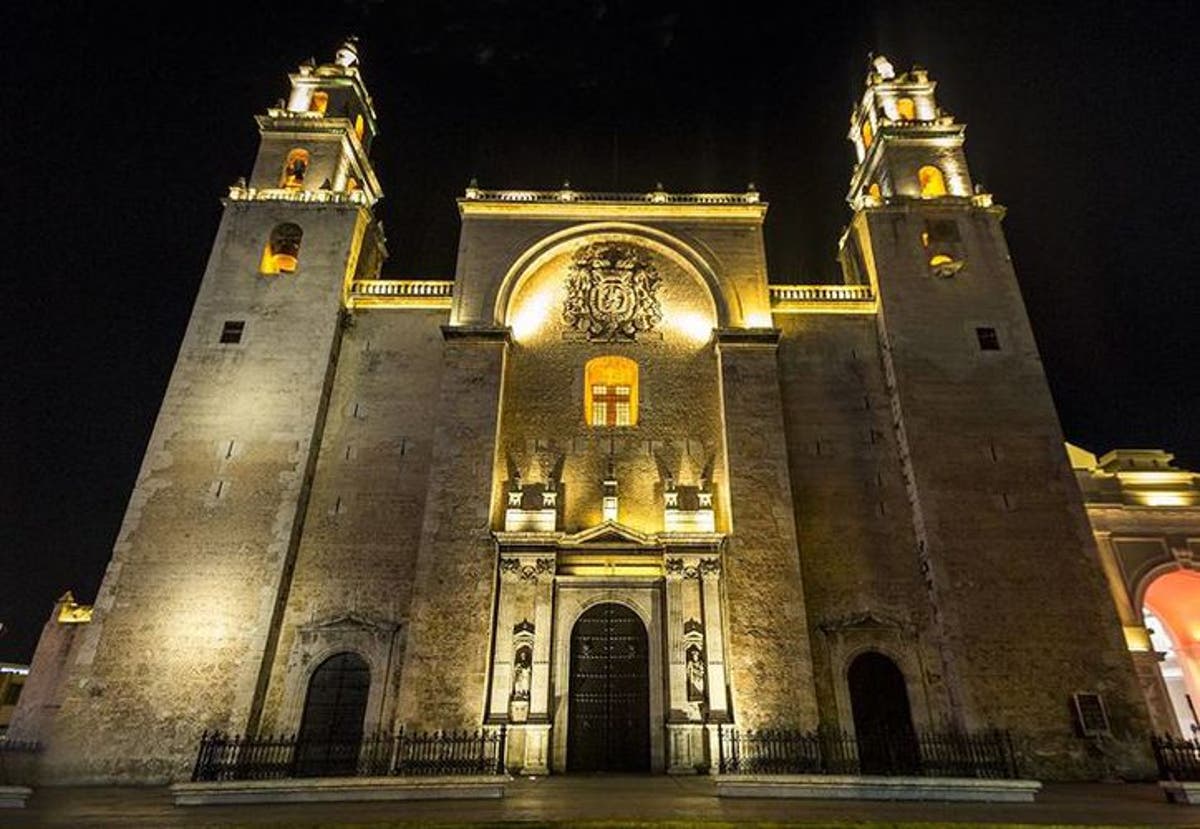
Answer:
[686,644,706,701]
[512,645,532,701]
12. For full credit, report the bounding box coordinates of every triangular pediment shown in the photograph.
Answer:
[300,612,399,635]
[562,520,659,548]
[817,611,904,634]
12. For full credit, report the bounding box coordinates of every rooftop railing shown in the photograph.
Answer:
[462,187,762,205]
[347,279,453,309]
[769,284,874,304]
[227,185,371,206]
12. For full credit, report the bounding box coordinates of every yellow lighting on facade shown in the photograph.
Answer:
[918,165,948,198]
[929,254,954,267]
[896,97,916,121]
[57,602,93,624]
[584,356,639,427]
[668,311,714,344]
[282,148,310,189]
[602,497,619,522]
[1124,625,1152,652]
[1139,492,1191,507]
[510,285,554,341]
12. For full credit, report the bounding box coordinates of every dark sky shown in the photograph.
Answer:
[3,2,1197,662]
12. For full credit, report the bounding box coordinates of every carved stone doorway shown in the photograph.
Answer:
[848,651,919,774]
[295,652,371,776]
[567,602,651,772]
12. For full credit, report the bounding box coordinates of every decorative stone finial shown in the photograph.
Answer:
[871,54,895,81]
[335,37,360,68]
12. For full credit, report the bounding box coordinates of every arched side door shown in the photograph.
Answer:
[847,651,919,775]
[295,652,371,777]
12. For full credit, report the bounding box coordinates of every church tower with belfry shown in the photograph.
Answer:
[40,40,388,781]
[836,55,1152,764]
[19,48,1169,789]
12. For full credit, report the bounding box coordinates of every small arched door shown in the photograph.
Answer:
[295,652,371,777]
[848,651,919,774]
[567,603,650,772]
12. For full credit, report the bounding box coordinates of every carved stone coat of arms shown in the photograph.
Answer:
[562,242,662,341]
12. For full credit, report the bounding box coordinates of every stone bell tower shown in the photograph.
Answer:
[841,56,1153,776]
[43,40,386,783]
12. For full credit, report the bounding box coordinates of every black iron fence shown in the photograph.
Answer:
[191,727,508,782]
[717,725,1019,779]
[0,740,41,786]
[1152,734,1200,782]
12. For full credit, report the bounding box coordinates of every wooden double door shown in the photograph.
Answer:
[566,603,650,772]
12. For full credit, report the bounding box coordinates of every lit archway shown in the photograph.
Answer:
[492,223,728,331]
[282,148,310,189]
[918,165,947,198]
[260,222,303,274]
[1144,570,1200,736]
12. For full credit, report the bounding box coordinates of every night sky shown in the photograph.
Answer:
[3,2,1197,663]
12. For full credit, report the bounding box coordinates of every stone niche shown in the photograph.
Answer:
[498,233,727,536]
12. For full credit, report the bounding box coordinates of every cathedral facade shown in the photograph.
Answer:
[27,45,1167,783]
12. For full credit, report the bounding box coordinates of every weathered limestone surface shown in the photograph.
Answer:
[862,206,1154,777]
[43,203,365,783]
[259,309,447,734]
[394,333,507,729]
[718,337,818,730]
[775,315,944,730]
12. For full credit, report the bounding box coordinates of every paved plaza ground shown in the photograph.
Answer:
[2,776,1199,828]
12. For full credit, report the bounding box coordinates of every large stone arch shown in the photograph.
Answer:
[493,222,730,330]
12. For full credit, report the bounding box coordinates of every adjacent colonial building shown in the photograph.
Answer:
[18,44,1195,784]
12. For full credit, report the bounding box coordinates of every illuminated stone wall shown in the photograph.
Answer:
[498,243,725,534]
[853,205,1155,777]
[394,332,508,728]
[256,308,447,735]
[775,314,946,730]
[43,203,367,782]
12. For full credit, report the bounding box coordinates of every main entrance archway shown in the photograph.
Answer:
[567,603,650,772]
[295,652,371,776]
[848,651,919,774]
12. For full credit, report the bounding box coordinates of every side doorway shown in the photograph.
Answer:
[847,651,919,774]
[294,652,371,776]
